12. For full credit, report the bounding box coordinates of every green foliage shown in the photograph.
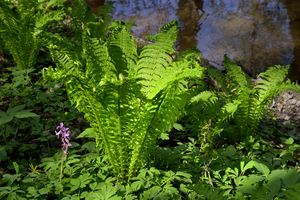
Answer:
[45,21,203,180]
[0,0,65,69]
[211,160,300,199]
[0,143,194,199]
[0,104,39,126]
[189,56,300,144]
[1,1,300,198]
[0,68,82,163]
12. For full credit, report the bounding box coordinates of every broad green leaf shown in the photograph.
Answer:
[142,186,162,199]
[283,137,294,145]
[253,161,270,176]
[242,161,255,173]
[77,128,96,139]
[7,105,26,113]
[173,123,184,131]
[237,175,265,194]
[39,187,50,195]
[284,183,300,200]
[0,115,13,126]
[95,183,121,200]
[130,180,144,192]
[14,110,39,118]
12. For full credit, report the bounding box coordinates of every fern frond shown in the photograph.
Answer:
[206,67,228,92]
[190,91,218,105]
[219,99,241,123]
[82,30,117,89]
[108,25,138,76]
[0,0,64,69]
[136,21,178,85]
[128,84,192,178]
[46,21,204,181]
[140,59,203,99]
[224,56,250,89]
[34,10,64,35]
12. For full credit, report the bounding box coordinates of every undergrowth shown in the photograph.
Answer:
[1,1,300,199]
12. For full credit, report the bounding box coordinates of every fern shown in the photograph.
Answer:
[190,57,300,143]
[232,65,300,134]
[0,0,64,69]
[45,21,204,180]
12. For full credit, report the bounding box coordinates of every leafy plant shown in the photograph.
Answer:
[211,160,300,199]
[0,67,82,164]
[189,56,300,143]
[44,21,204,180]
[0,104,39,126]
[0,0,65,69]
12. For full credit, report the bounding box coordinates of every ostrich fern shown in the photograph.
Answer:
[224,57,300,134]
[190,56,300,142]
[44,21,204,180]
[0,0,64,69]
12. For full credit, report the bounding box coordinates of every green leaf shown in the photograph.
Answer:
[7,105,26,113]
[283,137,294,145]
[173,123,184,131]
[237,175,265,194]
[14,110,39,118]
[77,128,96,139]
[142,186,162,199]
[0,115,13,126]
[284,183,300,200]
[39,187,50,195]
[13,162,19,174]
[253,161,270,176]
[93,183,121,200]
[241,160,255,173]
[130,180,145,192]
[70,179,81,192]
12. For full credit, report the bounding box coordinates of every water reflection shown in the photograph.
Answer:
[197,0,294,75]
[109,0,298,78]
[111,0,178,36]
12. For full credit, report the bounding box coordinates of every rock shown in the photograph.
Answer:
[270,91,300,138]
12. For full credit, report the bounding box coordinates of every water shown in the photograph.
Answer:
[106,0,300,81]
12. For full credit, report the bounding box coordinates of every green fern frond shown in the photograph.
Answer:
[34,10,64,35]
[148,20,178,47]
[224,55,250,88]
[219,99,241,123]
[45,21,204,181]
[0,0,64,69]
[206,67,228,92]
[190,91,218,105]
[140,59,203,99]
[108,25,138,76]
[82,31,117,88]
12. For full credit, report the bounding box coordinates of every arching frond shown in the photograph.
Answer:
[108,25,138,76]
[0,0,64,69]
[224,55,250,89]
[45,21,204,181]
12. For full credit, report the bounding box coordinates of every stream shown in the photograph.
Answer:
[105,0,300,81]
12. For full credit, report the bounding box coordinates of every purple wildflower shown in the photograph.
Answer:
[55,122,72,156]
